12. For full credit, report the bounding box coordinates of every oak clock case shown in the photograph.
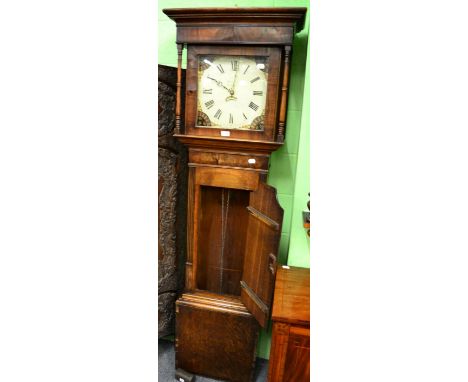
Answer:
[163,7,307,382]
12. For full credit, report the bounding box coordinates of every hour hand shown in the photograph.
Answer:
[208,76,232,94]
[207,76,220,85]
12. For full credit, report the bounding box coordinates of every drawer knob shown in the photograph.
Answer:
[248,158,256,164]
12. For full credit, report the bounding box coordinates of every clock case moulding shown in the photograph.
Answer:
[163,7,306,382]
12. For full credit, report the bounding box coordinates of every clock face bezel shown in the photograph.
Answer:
[196,54,269,131]
[185,45,282,142]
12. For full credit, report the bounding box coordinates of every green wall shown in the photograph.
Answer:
[286,38,310,267]
[158,0,310,359]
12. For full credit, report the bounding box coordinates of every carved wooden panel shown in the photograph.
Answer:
[158,64,187,338]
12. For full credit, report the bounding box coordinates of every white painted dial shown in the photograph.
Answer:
[197,55,268,130]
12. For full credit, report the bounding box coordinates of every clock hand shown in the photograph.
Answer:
[226,73,238,101]
[225,71,238,101]
[230,68,239,94]
[208,76,233,94]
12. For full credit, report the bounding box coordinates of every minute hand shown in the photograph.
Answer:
[230,68,239,94]
[208,76,233,94]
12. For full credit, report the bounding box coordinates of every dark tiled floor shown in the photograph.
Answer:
[158,339,268,382]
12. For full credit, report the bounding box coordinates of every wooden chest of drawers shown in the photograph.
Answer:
[268,266,310,382]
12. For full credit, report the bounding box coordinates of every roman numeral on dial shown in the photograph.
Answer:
[217,64,224,73]
[205,100,215,109]
[253,91,263,96]
[243,113,248,120]
[243,65,250,74]
[229,114,233,124]
[231,61,239,71]
[203,89,212,94]
[214,109,222,119]
[249,102,259,111]
[250,76,260,83]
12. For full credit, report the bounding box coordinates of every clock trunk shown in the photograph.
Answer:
[196,186,249,296]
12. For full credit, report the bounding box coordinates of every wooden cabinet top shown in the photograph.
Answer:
[163,7,306,46]
[163,7,307,31]
[272,266,310,326]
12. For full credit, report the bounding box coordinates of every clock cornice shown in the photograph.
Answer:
[163,7,306,32]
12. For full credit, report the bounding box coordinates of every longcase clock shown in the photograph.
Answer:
[163,7,307,382]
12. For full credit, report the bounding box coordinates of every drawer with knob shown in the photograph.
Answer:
[189,150,269,172]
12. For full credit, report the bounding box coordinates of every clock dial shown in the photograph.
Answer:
[197,55,268,130]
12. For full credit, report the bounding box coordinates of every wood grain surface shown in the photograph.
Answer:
[272,266,310,326]
[176,292,259,382]
[268,267,310,382]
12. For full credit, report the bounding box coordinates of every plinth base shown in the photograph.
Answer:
[176,291,260,382]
